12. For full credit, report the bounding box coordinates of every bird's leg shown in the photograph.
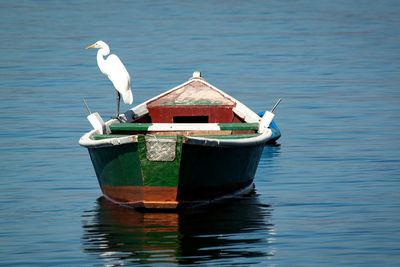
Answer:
[115,91,122,122]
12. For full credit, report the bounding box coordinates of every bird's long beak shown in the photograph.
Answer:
[85,43,96,49]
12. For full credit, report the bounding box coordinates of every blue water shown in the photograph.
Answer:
[1,0,400,266]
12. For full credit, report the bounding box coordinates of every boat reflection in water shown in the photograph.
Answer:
[82,193,275,266]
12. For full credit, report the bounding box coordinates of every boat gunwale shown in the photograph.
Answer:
[79,127,272,148]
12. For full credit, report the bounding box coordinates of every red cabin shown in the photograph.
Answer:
[146,80,236,123]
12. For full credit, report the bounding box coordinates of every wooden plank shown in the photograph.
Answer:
[110,123,152,131]
[109,123,259,132]
[93,134,129,140]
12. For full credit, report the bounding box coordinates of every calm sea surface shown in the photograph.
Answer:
[1,0,400,266]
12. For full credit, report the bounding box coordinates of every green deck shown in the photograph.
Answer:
[218,123,258,131]
[110,123,151,132]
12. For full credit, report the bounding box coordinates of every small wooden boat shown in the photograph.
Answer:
[79,72,281,209]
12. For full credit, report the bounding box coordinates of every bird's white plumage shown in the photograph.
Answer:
[87,40,133,105]
[102,54,133,104]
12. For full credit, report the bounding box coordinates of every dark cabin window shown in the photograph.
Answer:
[173,116,209,123]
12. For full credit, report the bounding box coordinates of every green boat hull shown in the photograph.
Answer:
[87,137,264,209]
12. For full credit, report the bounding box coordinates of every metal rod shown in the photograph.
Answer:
[271,98,282,114]
[83,98,92,115]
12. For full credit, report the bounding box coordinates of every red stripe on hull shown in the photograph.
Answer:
[101,186,178,209]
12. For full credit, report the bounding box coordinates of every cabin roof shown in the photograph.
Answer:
[147,79,235,107]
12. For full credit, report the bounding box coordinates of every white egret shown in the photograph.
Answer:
[86,40,133,119]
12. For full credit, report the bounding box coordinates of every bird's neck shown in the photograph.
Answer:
[96,48,109,75]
